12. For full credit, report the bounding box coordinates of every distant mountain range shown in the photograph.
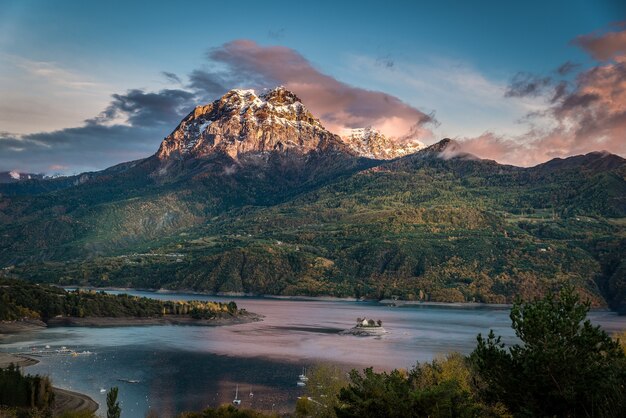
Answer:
[1,87,624,312]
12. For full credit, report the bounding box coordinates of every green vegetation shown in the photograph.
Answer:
[0,364,54,417]
[333,287,626,417]
[177,405,277,418]
[295,364,348,418]
[0,278,240,321]
[106,387,121,418]
[2,150,624,310]
[472,287,626,417]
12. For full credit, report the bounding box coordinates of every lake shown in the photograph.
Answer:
[2,290,625,417]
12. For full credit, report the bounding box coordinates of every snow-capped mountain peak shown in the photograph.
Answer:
[156,87,337,160]
[341,127,425,160]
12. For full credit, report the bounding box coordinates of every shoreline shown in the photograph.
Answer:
[60,286,617,312]
[0,352,99,415]
[46,312,263,328]
[0,319,47,341]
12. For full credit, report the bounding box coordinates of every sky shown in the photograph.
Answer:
[0,0,625,174]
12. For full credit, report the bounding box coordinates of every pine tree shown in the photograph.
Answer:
[107,386,122,418]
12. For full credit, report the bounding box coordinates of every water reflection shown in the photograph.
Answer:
[2,291,624,417]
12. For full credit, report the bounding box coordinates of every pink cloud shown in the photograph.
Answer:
[573,26,626,61]
[208,40,435,139]
[49,164,69,171]
[454,29,626,167]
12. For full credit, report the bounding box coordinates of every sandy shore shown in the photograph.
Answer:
[0,351,39,368]
[52,387,99,416]
[0,320,47,341]
[46,312,262,328]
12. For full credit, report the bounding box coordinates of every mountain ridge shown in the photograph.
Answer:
[0,87,625,312]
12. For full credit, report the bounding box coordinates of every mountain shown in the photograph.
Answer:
[341,127,425,159]
[0,87,625,312]
[0,171,45,183]
[156,87,351,163]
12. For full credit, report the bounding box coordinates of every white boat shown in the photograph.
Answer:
[232,385,241,406]
[249,387,254,398]
[299,367,309,382]
[100,388,106,393]
[297,381,306,387]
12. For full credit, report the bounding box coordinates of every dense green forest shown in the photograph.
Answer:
[0,278,239,321]
[0,365,54,414]
[1,142,625,310]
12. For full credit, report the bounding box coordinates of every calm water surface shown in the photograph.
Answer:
[2,291,625,417]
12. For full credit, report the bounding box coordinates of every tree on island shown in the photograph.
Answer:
[472,286,626,417]
[107,386,121,418]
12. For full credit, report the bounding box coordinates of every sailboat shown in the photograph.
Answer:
[299,367,309,382]
[232,385,241,406]
[249,387,254,398]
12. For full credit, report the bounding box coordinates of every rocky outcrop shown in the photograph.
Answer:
[156,87,349,161]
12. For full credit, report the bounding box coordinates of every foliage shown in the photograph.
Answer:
[472,286,626,417]
[106,387,121,418]
[295,364,348,418]
[0,278,239,321]
[335,354,501,418]
[616,331,626,355]
[57,411,97,418]
[176,404,276,417]
[0,364,54,412]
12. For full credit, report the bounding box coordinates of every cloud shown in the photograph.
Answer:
[94,88,194,127]
[187,69,229,101]
[455,44,626,166]
[1,40,435,174]
[0,124,163,174]
[505,72,552,98]
[194,40,435,138]
[573,26,626,60]
[556,61,580,76]
[162,71,182,84]
[0,88,196,174]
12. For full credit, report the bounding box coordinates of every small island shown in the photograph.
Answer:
[340,317,387,336]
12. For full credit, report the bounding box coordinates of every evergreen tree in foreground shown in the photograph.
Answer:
[107,387,121,418]
[472,286,626,417]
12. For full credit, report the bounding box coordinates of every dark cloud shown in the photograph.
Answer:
[162,71,182,84]
[550,81,569,103]
[1,88,196,174]
[0,124,165,174]
[187,69,229,101]
[556,61,580,76]
[504,72,552,98]
[96,89,194,127]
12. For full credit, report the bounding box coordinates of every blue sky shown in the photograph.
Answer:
[1,0,625,173]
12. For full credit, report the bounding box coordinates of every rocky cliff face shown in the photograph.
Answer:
[156,87,349,161]
[156,87,430,165]
[341,127,425,160]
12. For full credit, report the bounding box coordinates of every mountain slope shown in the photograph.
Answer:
[0,88,625,311]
